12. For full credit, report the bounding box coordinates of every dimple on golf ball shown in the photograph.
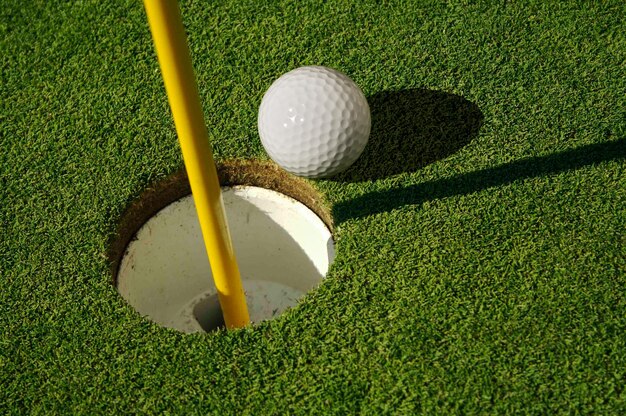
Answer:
[258,66,371,178]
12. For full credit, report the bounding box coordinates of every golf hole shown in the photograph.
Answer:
[116,184,334,333]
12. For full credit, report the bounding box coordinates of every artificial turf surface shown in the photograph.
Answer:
[1,0,625,413]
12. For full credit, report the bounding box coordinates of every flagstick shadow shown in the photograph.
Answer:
[332,140,626,223]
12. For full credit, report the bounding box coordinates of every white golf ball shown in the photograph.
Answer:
[258,66,371,178]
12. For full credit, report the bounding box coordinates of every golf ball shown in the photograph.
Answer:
[258,66,371,178]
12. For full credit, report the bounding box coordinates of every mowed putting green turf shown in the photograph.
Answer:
[2,0,626,413]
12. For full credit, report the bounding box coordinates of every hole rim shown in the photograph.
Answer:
[107,159,334,288]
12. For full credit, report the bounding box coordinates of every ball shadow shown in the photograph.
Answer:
[335,89,484,182]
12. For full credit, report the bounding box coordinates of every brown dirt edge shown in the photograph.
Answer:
[107,159,334,285]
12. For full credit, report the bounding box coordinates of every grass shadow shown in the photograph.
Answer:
[333,140,626,222]
[335,88,484,182]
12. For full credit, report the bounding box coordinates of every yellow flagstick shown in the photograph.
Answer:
[143,0,249,328]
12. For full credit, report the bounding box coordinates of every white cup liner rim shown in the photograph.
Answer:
[117,185,335,333]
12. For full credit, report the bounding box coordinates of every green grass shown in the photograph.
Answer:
[2,0,625,413]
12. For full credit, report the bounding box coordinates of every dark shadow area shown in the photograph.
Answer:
[335,89,484,182]
[193,195,324,332]
[193,294,225,332]
[226,194,323,293]
[333,140,625,223]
